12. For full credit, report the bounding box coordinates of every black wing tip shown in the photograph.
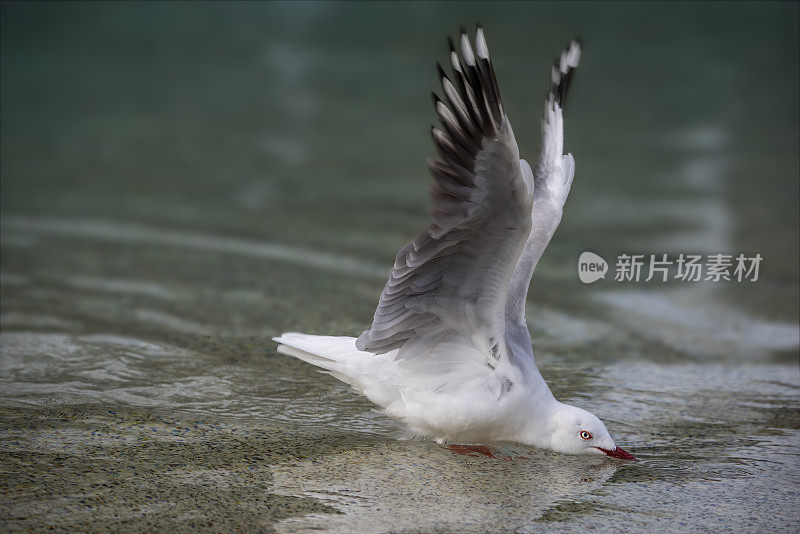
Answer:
[431,91,442,107]
[435,25,504,138]
[550,39,582,108]
[436,62,448,81]
[552,72,572,108]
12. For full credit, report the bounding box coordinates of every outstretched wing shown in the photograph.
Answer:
[505,40,581,326]
[356,28,534,362]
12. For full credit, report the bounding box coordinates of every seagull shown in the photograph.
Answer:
[275,27,636,460]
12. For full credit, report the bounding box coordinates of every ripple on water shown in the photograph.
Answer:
[593,287,800,359]
[0,332,223,408]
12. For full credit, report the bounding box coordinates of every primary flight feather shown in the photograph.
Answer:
[274,28,636,460]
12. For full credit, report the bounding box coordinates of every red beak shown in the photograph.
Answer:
[596,446,638,461]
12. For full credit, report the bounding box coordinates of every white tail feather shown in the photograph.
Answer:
[274,332,386,389]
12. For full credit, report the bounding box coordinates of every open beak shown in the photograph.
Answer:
[596,446,638,461]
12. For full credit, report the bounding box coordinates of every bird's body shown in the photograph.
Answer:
[275,28,636,460]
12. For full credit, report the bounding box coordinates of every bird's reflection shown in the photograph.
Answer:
[270,440,620,532]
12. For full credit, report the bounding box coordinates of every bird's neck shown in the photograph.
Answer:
[502,318,563,449]
[509,351,567,449]
[516,394,565,450]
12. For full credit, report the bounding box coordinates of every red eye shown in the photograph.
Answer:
[579,431,592,440]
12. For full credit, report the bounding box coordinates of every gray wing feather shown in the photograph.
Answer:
[356,28,533,357]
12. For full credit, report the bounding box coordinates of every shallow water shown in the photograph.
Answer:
[1,3,799,532]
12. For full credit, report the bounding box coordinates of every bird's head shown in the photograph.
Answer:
[548,404,637,460]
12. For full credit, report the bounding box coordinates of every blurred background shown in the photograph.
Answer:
[1,2,798,532]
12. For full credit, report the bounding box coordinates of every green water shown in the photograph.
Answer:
[2,2,798,532]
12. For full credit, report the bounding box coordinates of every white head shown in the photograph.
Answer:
[547,403,637,460]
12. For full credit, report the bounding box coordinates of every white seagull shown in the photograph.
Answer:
[275,27,636,460]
